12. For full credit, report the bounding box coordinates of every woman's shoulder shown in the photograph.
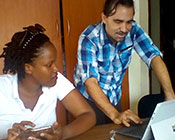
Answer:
[48,72,75,100]
[0,74,17,84]
[0,74,16,97]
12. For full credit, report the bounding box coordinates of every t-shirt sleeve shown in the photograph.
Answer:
[52,72,75,100]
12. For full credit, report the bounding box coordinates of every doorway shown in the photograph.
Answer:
[149,0,175,93]
[160,0,175,91]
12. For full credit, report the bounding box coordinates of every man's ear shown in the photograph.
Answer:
[25,64,33,74]
[101,12,107,24]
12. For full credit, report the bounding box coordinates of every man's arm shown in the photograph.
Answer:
[85,77,119,121]
[85,77,142,127]
[151,55,175,100]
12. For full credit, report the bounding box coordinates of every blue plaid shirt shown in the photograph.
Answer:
[74,21,162,105]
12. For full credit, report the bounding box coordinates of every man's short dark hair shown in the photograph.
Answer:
[103,0,134,17]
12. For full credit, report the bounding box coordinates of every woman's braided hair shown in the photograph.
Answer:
[0,24,50,80]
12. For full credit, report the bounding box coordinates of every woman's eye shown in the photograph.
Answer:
[47,63,52,67]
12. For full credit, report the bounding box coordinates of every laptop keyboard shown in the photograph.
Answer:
[114,119,150,139]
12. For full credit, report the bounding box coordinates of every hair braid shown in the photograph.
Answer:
[0,24,50,80]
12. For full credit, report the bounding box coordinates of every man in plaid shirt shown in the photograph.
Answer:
[74,0,175,126]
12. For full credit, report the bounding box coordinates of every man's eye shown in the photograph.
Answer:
[127,21,133,24]
[115,20,122,24]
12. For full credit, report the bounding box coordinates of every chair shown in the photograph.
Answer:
[138,93,165,118]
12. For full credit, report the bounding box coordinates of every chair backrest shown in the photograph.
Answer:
[138,93,164,118]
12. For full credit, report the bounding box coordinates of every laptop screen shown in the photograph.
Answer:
[113,100,175,140]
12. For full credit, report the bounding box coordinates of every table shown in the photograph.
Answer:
[69,123,138,140]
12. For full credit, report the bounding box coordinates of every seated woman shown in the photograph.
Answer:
[0,24,96,140]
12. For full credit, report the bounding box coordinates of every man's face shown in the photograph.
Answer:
[102,4,134,44]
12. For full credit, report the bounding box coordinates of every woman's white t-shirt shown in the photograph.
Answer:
[0,72,74,139]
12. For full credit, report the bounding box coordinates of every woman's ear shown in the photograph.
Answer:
[25,63,33,74]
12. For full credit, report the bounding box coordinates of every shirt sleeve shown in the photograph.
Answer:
[51,72,75,100]
[132,23,162,68]
[76,35,99,83]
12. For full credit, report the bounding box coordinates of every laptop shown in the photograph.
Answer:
[151,116,175,140]
[114,100,175,140]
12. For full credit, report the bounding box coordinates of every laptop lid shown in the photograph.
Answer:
[151,116,175,140]
[142,100,175,140]
[114,100,175,140]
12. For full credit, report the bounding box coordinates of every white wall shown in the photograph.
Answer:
[129,0,150,113]
[150,0,161,94]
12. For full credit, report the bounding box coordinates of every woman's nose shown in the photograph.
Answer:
[53,63,58,72]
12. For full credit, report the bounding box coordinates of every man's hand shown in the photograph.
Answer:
[112,109,142,127]
[165,93,175,101]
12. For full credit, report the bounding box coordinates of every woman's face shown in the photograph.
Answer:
[27,42,58,87]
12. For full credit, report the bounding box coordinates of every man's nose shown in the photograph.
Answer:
[120,23,128,33]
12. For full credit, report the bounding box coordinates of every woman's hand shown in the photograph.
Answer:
[7,121,35,140]
[27,122,63,140]
[42,122,62,140]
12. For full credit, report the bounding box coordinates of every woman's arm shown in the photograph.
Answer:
[60,89,96,140]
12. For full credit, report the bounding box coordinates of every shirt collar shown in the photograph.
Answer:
[99,22,113,46]
[12,74,20,99]
[12,74,49,100]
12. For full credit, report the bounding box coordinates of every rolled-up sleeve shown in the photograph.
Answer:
[132,24,162,68]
